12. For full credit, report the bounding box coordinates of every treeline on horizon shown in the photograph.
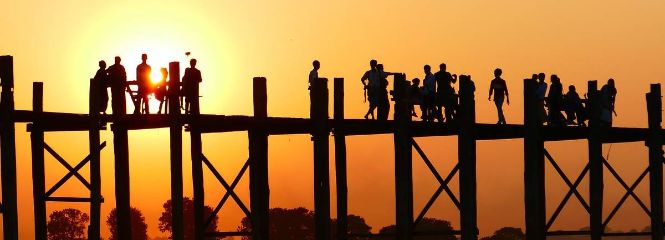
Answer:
[44,197,650,240]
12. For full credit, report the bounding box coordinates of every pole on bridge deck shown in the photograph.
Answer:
[523,77,546,240]
[169,62,185,240]
[0,55,19,240]
[250,77,270,240]
[333,78,348,240]
[393,73,413,240]
[31,82,47,240]
[89,78,102,240]
[190,71,204,240]
[312,77,331,240]
[647,84,663,240]
[587,80,603,240]
[112,63,132,240]
[458,75,478,240]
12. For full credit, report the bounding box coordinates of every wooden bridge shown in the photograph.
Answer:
[0,55,663,240]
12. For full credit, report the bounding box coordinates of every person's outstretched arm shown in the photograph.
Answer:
[488,82,494,101]
[504,81,510,105]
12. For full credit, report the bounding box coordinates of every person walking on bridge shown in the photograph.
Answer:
[136,53,152,114]
[108,56,127,115]
[488,68,509,124]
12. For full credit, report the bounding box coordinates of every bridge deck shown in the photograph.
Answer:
[10,110,657,143]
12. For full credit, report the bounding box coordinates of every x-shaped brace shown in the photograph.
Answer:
[44,141,107,197]
[412,139,460,227]
[602,156,650,229]
[544,149,590,231]
[201,155,251,228]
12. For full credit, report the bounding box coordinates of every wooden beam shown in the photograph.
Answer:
[30,82,47,240]
[168,62,184,240]
[523,78,545,240]
[647,84,663,240]
[0,55,19,240]
[112,62,131,240]
[587,80,603,240]
[312,77,331,240]
[458,75,478,240]
[190,75,205,240]
[249,77,270,240]
[393,73,413,240]
[333,78,348,240]
[89,78,102,240]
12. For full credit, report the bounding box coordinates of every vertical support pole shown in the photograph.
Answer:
[523,78,546,240]
[333,78,348,240]
[89,79,102,240]
[112,65,131,240]
[458,75,478,240]
[312,77,331,240]
[587,80,603,240]
[31,82,47,240]
[249,77,270,240]
[647,84,663,240]
[190,75,204,240]
[0,55,19,240]
[169,62,184,240]
[393,73,413,240]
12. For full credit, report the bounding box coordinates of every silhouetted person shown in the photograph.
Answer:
[136,54,152,114]
[536,73,548,124]
[408,78,422,118]
[155,68,168,114]
[563,85,583,125]
[488,68,509,124]
[376,64,394,121]
[422,65,436,122]
[361,59,379,119]
[434,63,458,123]
[547,74,565,126]
[108,56,127,115]
[92,60,110,115]
[600,78,617,126]
[182,59,202,114]
[309,60,319,90]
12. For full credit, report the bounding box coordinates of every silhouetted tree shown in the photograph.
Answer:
[106,207,149,240]
[377,218,456,240]
[238,207,315,240]
[47,208,89,240]
[158,197,219,240]
[331,214,372,239]
[480,227,524,240]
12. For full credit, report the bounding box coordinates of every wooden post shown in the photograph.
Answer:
[458,75,478,240]
[311,77,331,240]
[30,82,47,240]
[169,62,184,240]
[523,78,546,240]
[88,78,102,240]
[587,80,603,240]
[647,84,663,240]
[333,78,348,240]
[393,73,413,240]
[249,77,270,240]
[190,78,205,240]
[0,55,19,240]
[112,63,132,240]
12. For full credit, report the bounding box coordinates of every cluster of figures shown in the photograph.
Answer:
[309,59,618,126]
[528,73,617,127]
[90,54,203,115]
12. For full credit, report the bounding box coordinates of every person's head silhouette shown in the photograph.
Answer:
[494,68,502,78]
[377,64,384,71]
[424,65,431,74]
[114,56,121,65]
[141,54,147,63]
[569,85,576,92]
[190,59,197,68]
[370,59,377,69]
[608,78,615,88]
[312,60,320,70]
[99,60,106,69]
[412,78,420,86]
[551,74,559,83]
[538,73,545,82]
[440,63,446,72]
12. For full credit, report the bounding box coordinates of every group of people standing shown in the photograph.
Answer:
[91,54,203,115]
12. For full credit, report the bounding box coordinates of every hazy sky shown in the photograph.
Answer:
[2,0,665,238]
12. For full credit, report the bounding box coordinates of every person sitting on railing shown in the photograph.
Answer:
[182,58,202,114]
[408,78,422,118]
[92,60,110,115]
[563,85,584,126]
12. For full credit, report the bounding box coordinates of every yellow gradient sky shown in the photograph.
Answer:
[1,0,665,238]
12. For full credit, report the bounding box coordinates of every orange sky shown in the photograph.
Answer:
[1,0,665,238]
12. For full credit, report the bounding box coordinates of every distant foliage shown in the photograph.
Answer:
[239,207,315,240]
[480,227,524,240]
[106,207,149,240]
[47,208,89,240]
[158,197,219,240]
[332,214,373,239]
[377,218,457,240]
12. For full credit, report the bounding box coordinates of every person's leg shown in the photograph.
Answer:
[495,98,504,124]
